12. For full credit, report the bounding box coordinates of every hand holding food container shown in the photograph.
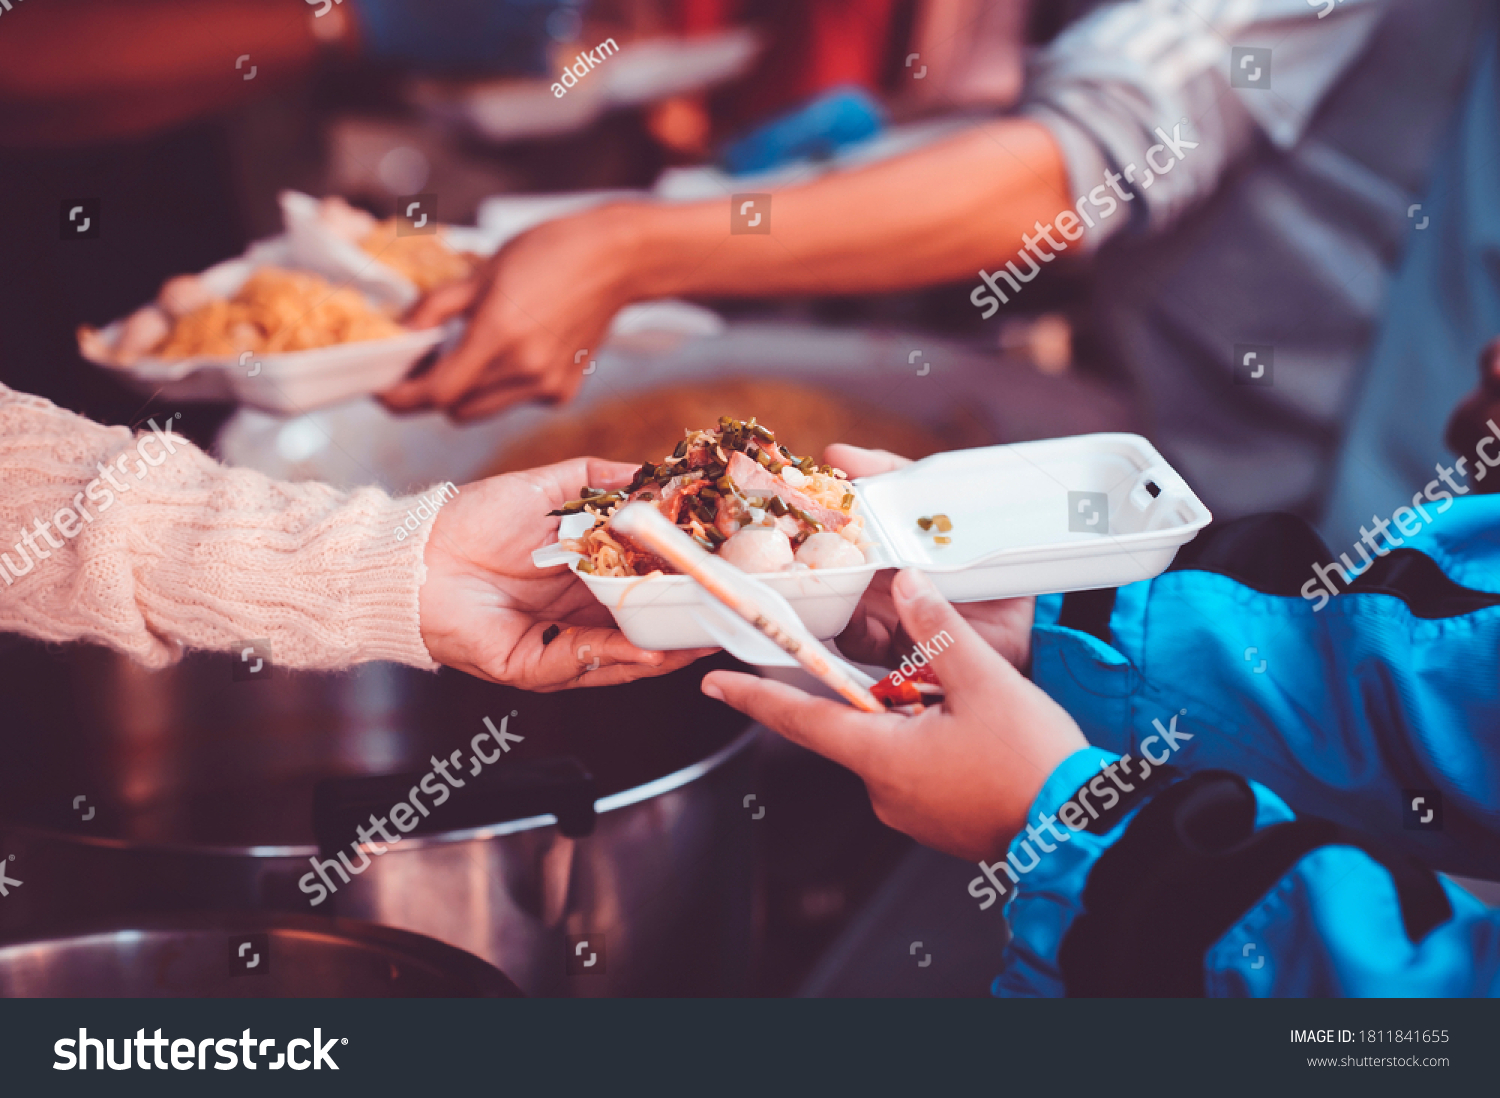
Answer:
[74,191,720,417]
[700,566,1091,862]
[820,444,1039,676]
[533,417,1212,704]
[381,202,644,421]
[419,456,714,692]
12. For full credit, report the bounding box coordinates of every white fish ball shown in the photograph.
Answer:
[794,531,866,570]
[719,526,794,574]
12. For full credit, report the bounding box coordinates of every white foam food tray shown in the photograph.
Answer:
[78,238,447,415]
[546,433,1212,655]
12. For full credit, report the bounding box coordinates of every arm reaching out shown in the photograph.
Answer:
[704,558,1500,997]
[0,383,703,689]
[384,119,1070,420]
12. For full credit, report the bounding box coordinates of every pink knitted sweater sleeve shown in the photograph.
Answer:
[0,384,439,671]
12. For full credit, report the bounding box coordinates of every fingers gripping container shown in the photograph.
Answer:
[536,433,1213,659]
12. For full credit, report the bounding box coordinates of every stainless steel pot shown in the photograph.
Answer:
[0,912,521,997]
[0,639,759,997]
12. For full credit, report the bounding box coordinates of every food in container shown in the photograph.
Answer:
[80,265,408,366]
[608,502,886,713]
[536,431,1214,656]
[154,268,405,359]
[75,240,446,414]
[280,191,489,308]
[313,195,483,293]
[915,513,955,546]
[549,416,868,578]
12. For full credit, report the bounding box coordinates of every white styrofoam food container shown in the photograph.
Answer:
[279,190,511,310]
[86,192,724,415]
[544,433,1212,654]
[78,238,447,415]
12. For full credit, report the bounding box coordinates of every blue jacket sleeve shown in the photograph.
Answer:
[1029,498,1500,879]
[993,749,1500,997]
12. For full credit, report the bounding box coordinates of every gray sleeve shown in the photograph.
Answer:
[1021,0,1390,249]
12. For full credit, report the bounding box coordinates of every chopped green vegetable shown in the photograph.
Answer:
[790,507,823,531]
[841,492,855,510]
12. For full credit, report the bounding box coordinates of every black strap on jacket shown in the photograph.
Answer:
[1057,587,1118,644]
[1169,513,1500,619]
[1058,770,1453,997]
[1054,512,1500,651]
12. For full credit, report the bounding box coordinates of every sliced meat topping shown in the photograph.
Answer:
[726,452,849,531]
[714,493,744,539]
[610,530,678,576]
[653,475,705,524]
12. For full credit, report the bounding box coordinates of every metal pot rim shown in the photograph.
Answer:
[0,910,523,997]
[6,726,763,859]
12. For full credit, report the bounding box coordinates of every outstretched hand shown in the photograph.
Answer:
[380,209,638,422]
[702,568,1085,861]
[419,456,712,691]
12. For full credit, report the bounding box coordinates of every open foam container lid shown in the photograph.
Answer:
[848,433,1211,594]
